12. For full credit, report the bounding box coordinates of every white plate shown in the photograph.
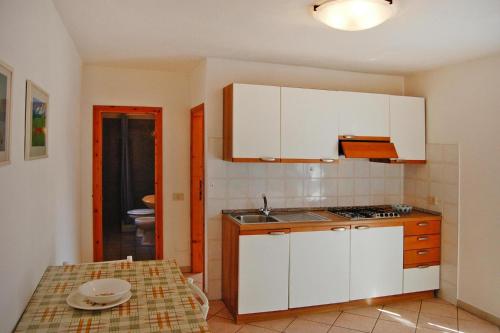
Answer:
[78,278,131,304]
[66,290,132,310]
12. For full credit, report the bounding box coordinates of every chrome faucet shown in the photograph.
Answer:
[259,193,271,216]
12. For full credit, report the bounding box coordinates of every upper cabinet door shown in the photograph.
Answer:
[390,96,426,161]
[228,84,281,161]
[338,92,390,137]
[281,88,339,161]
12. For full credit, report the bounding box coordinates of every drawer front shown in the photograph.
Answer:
[404,265,440,293]
[404,234,440,250]
[404,248,440,266]
[405,220,440,236]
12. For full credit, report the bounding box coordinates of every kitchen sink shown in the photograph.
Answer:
[235,215,279,223]
[234,212,329,224]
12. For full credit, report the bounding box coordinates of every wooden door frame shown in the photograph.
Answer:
[92,105,163,261]
[190,104,204,273]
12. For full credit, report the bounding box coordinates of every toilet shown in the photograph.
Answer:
[135,216,155,246]
[127,209,154,238]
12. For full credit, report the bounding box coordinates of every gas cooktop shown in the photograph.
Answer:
[328,206,400,220]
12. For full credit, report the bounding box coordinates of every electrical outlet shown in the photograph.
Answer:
[173,193,184,201]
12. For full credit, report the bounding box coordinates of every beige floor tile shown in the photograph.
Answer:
[250,317,296,331]
[208,300,226,318]
[299,310,341,325]
[373,319,416,333]
[421,301,458,318]
[216,306,234,320]
[385,300,422,312]
[417,312,458,331]
[379,306,419,325]
[334,313,377,333]
[422,297,452,305]
[416,328,452,333]
[458,308,486,322]
[285,319,330,333]
[459,319,500,333]
[208,316,243,333]
[328,327,365,333]
[238,324,280,333]
[343,305,381,318]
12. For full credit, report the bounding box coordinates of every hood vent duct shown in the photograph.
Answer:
[339,136,398,159]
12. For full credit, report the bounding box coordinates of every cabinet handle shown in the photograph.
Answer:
[355,226,370,230]
[268,232,286,236]
[417,265,430,269]
[342,135,355,139]
[417,236,429,241]
[417,250,429,255]
[417,222,429,227]
[260,157,276,162]
[321,159,335,163]
[331,227,346,231]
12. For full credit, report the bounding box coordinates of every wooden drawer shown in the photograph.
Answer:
[404,248,440,266]
[404,265,440,293]
[404,220,440,236]
[404,234,440,250]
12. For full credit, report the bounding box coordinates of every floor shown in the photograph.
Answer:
[103,226,155,261]
[207,297,499,333]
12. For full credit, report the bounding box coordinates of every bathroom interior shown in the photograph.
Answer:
[102,113,156,261]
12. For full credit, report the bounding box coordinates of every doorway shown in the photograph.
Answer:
[93,105,163,262]
[190,104,204,274]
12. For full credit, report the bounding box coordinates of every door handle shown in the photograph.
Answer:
[321,159,335,163]
[260,157,277,162]
[268,232,286,236]
[417,250,429,255]
[417,236,429,241]
[355,226,370,230]
[417,265,430,269]
[417,222,429,227]
[331,227,347,231]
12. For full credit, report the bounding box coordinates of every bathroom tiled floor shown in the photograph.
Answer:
[103,227,155,261]
[207,298,499,333]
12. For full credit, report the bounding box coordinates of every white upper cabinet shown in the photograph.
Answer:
[390,96,426,161]
[338,91,390,137]
[281,87,339,161]
[231,84,281,161]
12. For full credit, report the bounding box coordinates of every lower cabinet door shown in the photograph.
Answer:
[404,265,440,293]
[350,226,403,300]
[289,228,350,308]
[238,232,290,314]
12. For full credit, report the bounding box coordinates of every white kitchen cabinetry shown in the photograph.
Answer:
[281,87,339,161]
[404,265,440,293]
[238,231,290,314]
[350,225,403,300]
[338,91,390,137]
[230,83,281,161]
[390,96,426,160]
[289,227,350,308]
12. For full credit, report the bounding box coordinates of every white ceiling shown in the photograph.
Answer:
[53,0,500,74]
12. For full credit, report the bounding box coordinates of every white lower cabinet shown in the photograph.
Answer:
[350,226,404,300]
[238,232,290,314]
[289,228,350,308]
[404,265,440,293]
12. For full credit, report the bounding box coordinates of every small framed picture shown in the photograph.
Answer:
[25,80,49,160]
[0,61,13,165]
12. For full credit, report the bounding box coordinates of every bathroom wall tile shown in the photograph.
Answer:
[208,159,226,178]
[266,179,285,197]
[385,164,402,178]
[371,195,385,205]
[415,180,429,198]
[286,197,304,208]
[321,163,339,178]
[338,196,354,206]
[269,197,285,209]
[443,183,458,204]
[443,203,458,225]
[285,179,304,197]
[442,222,458,246]
[227,179,249,198]
[416,164,429,180]
[304,196,322,207]
[429,182,443,200]
[354,179,370,195]
[321,196,338,207]
[370,162,386,178]
[404,164,417,179]
[370,178,385,196]
[248,179,267,198]
[385,179,401,196]
[207,199,226,219]
[285,164,305,178]
[304,179,321,197]
[338,179,354,196]
[338,159,355,178]
[267,164,284,178]
[321,179,338,196]
[354,160,370,177]
[207,218,222,241]
[442,144,459,164]
[404,179,416,196]
[208,259,222,280]
[208,179,227,199]
[355,196,371,206]
[207,279,221,300]
[227,163,249,178]
[442,164,458,184]
[441,262,458,286]
[442,241,458,266]
[305,164,322,178]
[439,280,457,304]
[427,143,443,162]
[208,239,222,260]
[385,195,402,205]
[248,164,267,178]
[428,163,443,182]
[226,199,250,210]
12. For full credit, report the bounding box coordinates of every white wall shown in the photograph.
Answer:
[405,55,500,317]
[203,57,405,298]
[80,65,191,266]
[0,1,81,331]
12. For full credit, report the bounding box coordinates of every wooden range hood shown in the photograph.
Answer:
[339,136,398,159]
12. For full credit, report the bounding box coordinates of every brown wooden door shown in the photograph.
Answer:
[191,104,204,273]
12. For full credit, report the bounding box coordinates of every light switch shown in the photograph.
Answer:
[173,193,184,201]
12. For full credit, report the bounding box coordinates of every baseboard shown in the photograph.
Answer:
[457,299,500,327]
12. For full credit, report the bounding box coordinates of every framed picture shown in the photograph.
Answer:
[0,61,13,165]
[25,80,49,160]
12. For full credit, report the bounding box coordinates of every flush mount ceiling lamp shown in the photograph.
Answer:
[313,0,397,31]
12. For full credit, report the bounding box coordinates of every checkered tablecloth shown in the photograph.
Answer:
[14,260,210,332]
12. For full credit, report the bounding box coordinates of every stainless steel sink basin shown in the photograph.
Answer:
[273,212,329,222]
[235,215,279,223]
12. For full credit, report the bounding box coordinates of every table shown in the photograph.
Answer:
[15,260,210,332]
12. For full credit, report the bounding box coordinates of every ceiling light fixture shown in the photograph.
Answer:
[313,0,397,31]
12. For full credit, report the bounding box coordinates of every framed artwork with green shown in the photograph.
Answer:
[25,80,49,160]
[0,61,13,165]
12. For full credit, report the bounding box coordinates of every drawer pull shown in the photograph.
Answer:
[268,231,286,236]
[417,250,429,255]
[331,227,346,232]
[260,157,277,162]
[321,158,335,163]
[417,222,429,227]
[418,236,429,241]
[355,226,370,230]
[417,265,430,269]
